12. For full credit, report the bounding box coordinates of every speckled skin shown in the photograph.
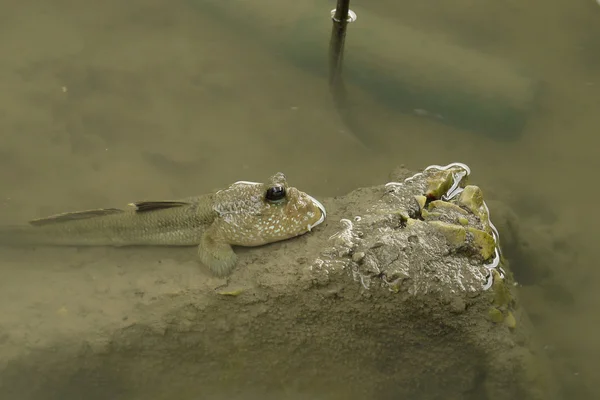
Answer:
[0,173,326,276]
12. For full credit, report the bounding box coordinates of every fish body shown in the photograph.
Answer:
[0,172,326,276]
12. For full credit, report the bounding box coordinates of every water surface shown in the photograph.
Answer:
[1,0,598,398]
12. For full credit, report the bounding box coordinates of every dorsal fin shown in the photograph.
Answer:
[129,201,190,213]
[29,208,125,226]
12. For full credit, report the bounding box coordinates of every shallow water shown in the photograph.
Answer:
[1,0,599,398]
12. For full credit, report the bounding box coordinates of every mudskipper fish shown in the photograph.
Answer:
[0,172,326,276]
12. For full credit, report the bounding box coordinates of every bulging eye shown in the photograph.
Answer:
[265,185,286,203]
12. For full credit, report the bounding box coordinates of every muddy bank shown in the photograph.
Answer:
[0,165,557,400]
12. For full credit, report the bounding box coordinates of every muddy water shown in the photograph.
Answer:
[1,0,598,398]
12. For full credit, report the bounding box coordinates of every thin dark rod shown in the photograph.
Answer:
[329,0,350,87]
[332,0,350,25]
[328,0,376,148]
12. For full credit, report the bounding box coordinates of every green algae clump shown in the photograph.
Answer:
[425,170,457,199]
[428,200,468,215]
[414,195,427,212]
[488,307,505,323]
[458,186,492,231]
[466,227,496,260]
[428,221,467,247]
[485,269,518,328]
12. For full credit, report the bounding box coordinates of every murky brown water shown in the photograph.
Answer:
[1,0,599,398]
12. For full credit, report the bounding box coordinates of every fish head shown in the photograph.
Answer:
[212,172,326,246]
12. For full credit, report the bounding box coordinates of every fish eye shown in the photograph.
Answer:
[265,185,286,203]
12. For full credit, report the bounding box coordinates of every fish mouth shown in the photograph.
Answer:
[306,194,327,231]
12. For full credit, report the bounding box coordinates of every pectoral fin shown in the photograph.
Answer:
[198,226,237,277]
[129,201,190,213]
[29,208,124,226]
